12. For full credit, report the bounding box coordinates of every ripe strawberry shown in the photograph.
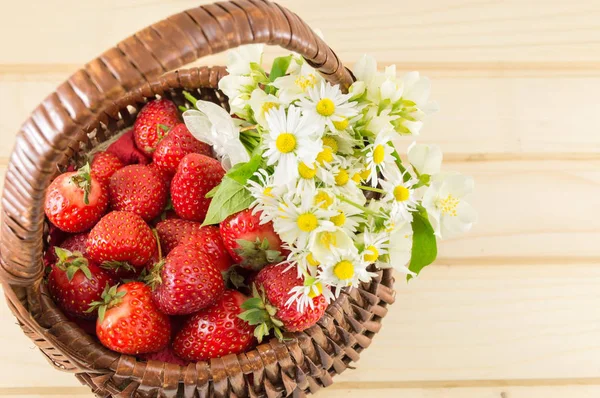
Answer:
[173,290,255,361]
[61,232,90,256]
[147,162,173,191]
[91,282,171,355]
[220,209,285,270]
[44,164,108,233]
[87,211,157,269]
[90,152,124,186]
[134,99,180,155]
[109,165,168,221]
[155,219,233,272]
[47,248,116,319]
[139,346,188,366]
[107,129,150,165]
[240,264,328,341]
[147,244,224,315]
[153,124,212,174]
[170,154,225,222]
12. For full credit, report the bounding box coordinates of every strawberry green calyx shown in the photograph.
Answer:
[87,284,126,322]
[144,259,166,290]
[238,284,285,343]
[54,247,92,282]
[234,238,284,271]
[70,163,93,205]
[101,260,136,273]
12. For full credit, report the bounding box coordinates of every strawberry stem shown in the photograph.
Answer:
[152,229,163,262]
[70,163,93,205]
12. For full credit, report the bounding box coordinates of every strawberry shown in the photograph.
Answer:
[109,165,168,221]
[153,123,212,174]
[60,232,89,256]
[91,282,171,355]
[44,164,108,233]
[220,209,285,270]
[47,248,116,319]
[173,290,255,361]
[240,264,328,341]
[170,154,225,222]
[133,99,180,156]
[147,162,173,191]
[139,346,188,366]
[147,244,224,315]
[90,152,124,186]
[155,219,233,272]
[107,129,150,165]
[87,211,157,269]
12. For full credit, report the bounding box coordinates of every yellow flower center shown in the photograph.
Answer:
[295,74,318,91]
[322,136,339,153]
[360,168,371,180]
[393,186,410,202]
[261,102,279,115]
[314,191,333,209]
[263,187,273,198]
[333,118,349,130]
[437,194,460,217]
[316,147,334,165]
[373,144,386,164]
[319,231,337,249]
[363,245,379,262]
[335,169,349,186]
[333,260,355,281]
[276,133,297,153]
[351,173,362,183]
[316,98,335,116]
[330,212,346,227]
[297,213,318,232]
[306,253,320,267]
[298,162,316,179]
[307,282,324,299]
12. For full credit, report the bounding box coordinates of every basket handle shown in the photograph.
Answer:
[0,0,354,286]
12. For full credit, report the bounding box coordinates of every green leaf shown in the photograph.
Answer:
[407,213,438,280]
[205,184,221,199]
[225,154,263,185]
[202,178,254,226]
[391,149,411,183]
[240,297,263,311]
[80,265,92,280]
[269,55,293,82]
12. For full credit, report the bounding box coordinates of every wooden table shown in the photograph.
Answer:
[1,0,599,397]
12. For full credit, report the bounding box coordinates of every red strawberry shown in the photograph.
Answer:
[155,219,233,272]
[147,244,224,315]
[153,124,212,174]
[220,209,286,270]
[134,99,180,156]
[147,162,173,191]
[44,164,108,233]
[139,346,188,366]
[92,282,171,355]
[109,165,168,221]
[240,264,328,341]
[47,248,117,319]
[173,290,255,361]
[90,152,124,186]
[87,211,157,269]
[61,232,89,256]
[170,154,225,222]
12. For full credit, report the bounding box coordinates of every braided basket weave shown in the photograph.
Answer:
[0,1,396,396]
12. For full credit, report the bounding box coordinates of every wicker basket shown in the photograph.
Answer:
[0,1,396,397]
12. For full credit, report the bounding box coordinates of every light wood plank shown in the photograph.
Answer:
[2,73,600,160]
[1,264,599,390]
[3,0,600,65]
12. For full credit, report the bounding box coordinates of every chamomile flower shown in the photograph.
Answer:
[318,247,376,295]
[359,231,390,267]
[285,274,335,313]
[247,169,285,223]
[387,221,415,275]
[329,201,363,235]
[325,130,357,155]
[380,168,418,222]
[273,188,337,247]
[283,243,321,278]
[330,158,364,202]
[310,227,356,265]
[299,82,359,134]
[263,105,322,185]
[249,89,282,128]
[295,161,318,192]
[272,58,323,104]
[363,132,396,187]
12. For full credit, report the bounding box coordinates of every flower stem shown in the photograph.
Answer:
[336,195,379,216]
[358,185,385,194]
